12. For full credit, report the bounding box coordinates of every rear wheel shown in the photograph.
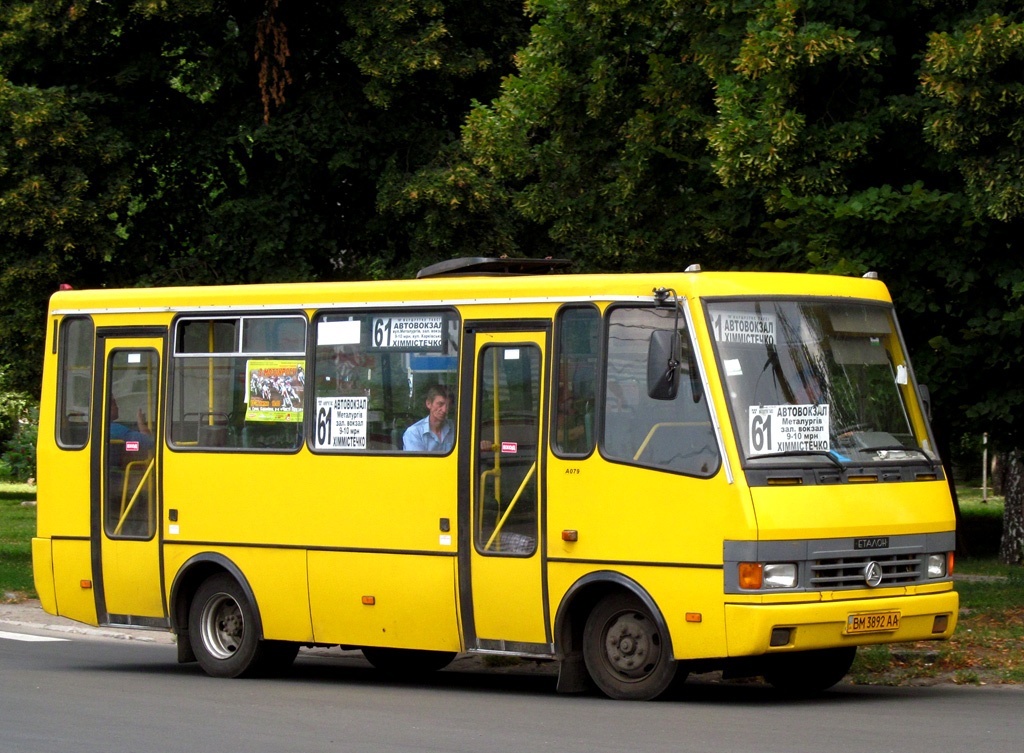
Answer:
[189,573,296,678]
[582,593,676,700]
[763,647,857,693]
[362,647,456,675]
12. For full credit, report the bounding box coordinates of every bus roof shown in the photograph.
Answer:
[48,266,892,316]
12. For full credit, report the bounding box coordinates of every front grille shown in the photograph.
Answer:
[810,554,922,590]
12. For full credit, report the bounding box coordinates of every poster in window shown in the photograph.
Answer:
[245,360,305,423]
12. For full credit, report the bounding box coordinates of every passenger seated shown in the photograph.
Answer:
[403,385,454,453]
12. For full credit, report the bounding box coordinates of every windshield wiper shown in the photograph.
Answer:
[748,450,845,470]
[857,445,937,469]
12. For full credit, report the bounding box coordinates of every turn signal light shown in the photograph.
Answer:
[361,595,375,606]
[80,580,92,589]
[562,530,578,542]
[738,563,763,590]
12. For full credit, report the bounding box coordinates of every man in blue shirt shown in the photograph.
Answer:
[403,385,454,452]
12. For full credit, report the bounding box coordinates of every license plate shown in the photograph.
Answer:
[846,611,901,634]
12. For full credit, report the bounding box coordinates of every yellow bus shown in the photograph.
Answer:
[32,258,957,699]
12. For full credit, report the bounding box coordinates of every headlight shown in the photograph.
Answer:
[763,563,798,589]
[927,553,947,578]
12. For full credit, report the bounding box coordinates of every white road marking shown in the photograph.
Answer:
[0,629,70,643]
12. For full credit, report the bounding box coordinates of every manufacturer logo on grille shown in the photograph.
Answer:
[863,561,884,588]
[854,537,889,550]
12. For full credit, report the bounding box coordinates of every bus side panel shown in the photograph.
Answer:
[546,459,754,572]
[51,538,98,625]
[308,551,460,651]
[164,545,313,642]
[548,563,730,661]
[31,538,57,615]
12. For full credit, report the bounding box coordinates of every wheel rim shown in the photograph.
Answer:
[200,592,244,660]
[600,609,662,682]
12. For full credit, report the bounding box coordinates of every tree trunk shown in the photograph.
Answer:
[998,448,1024,565]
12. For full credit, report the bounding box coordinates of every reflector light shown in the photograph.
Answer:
[361,596,375,605]
[562,530,578,542]
[80,580,92,589]
[685,613,702,623]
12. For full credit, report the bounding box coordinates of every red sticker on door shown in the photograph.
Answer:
[500,441,518,453]
[126,441,140,452]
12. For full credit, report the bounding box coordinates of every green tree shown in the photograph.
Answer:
[444,0,1023,561]
[0,0,529,394]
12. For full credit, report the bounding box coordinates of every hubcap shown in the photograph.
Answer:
[200,592,244,660]
[603,611,660,679]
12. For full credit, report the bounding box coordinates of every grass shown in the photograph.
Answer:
[0,481,37,600]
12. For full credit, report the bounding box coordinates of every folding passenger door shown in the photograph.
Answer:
[91,328,167,626]
[458,322,552,654]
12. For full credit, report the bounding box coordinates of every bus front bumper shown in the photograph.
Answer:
[725,590,959,657]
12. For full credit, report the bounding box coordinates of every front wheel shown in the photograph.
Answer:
[583,593,676,700]
[762,646,857,693]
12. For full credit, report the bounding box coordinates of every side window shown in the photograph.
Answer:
[312,310,459,453]
[56,317,94,448]
[169,316,306,451]
[553,305,599,456]
[602,306,719,476]
[475,344,540,556]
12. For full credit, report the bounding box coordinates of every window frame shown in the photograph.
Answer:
[702,294,936,471]
[473,340,542,558]
[308,306,462,456]
[55,315,95,450]
[167,311,309,454]
[551,303,601,460]
[598,302,721,479]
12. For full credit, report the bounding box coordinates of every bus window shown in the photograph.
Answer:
[707,299,937,467]
[602,306,719,476]
[475,343,540,556]
[168,315,306,451]
[56,316,93,448]
[553,305,599,457]
[311,310,459,452]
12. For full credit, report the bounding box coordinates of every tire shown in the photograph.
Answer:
[362,647,456,675]
[188,573,294,678]
[762,647,857,693]
[582,593,677,700]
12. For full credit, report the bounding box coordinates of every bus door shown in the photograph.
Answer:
[458,325,552,653]
[91,330,167,625]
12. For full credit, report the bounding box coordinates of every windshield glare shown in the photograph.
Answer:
[706,299,936,466]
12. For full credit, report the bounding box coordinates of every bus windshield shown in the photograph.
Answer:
[706,299,936,467]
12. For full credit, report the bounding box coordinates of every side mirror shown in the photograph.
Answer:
[919,384,932,421]
[647,330,680,400]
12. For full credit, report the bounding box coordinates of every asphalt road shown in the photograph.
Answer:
[1,620,1021,753]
